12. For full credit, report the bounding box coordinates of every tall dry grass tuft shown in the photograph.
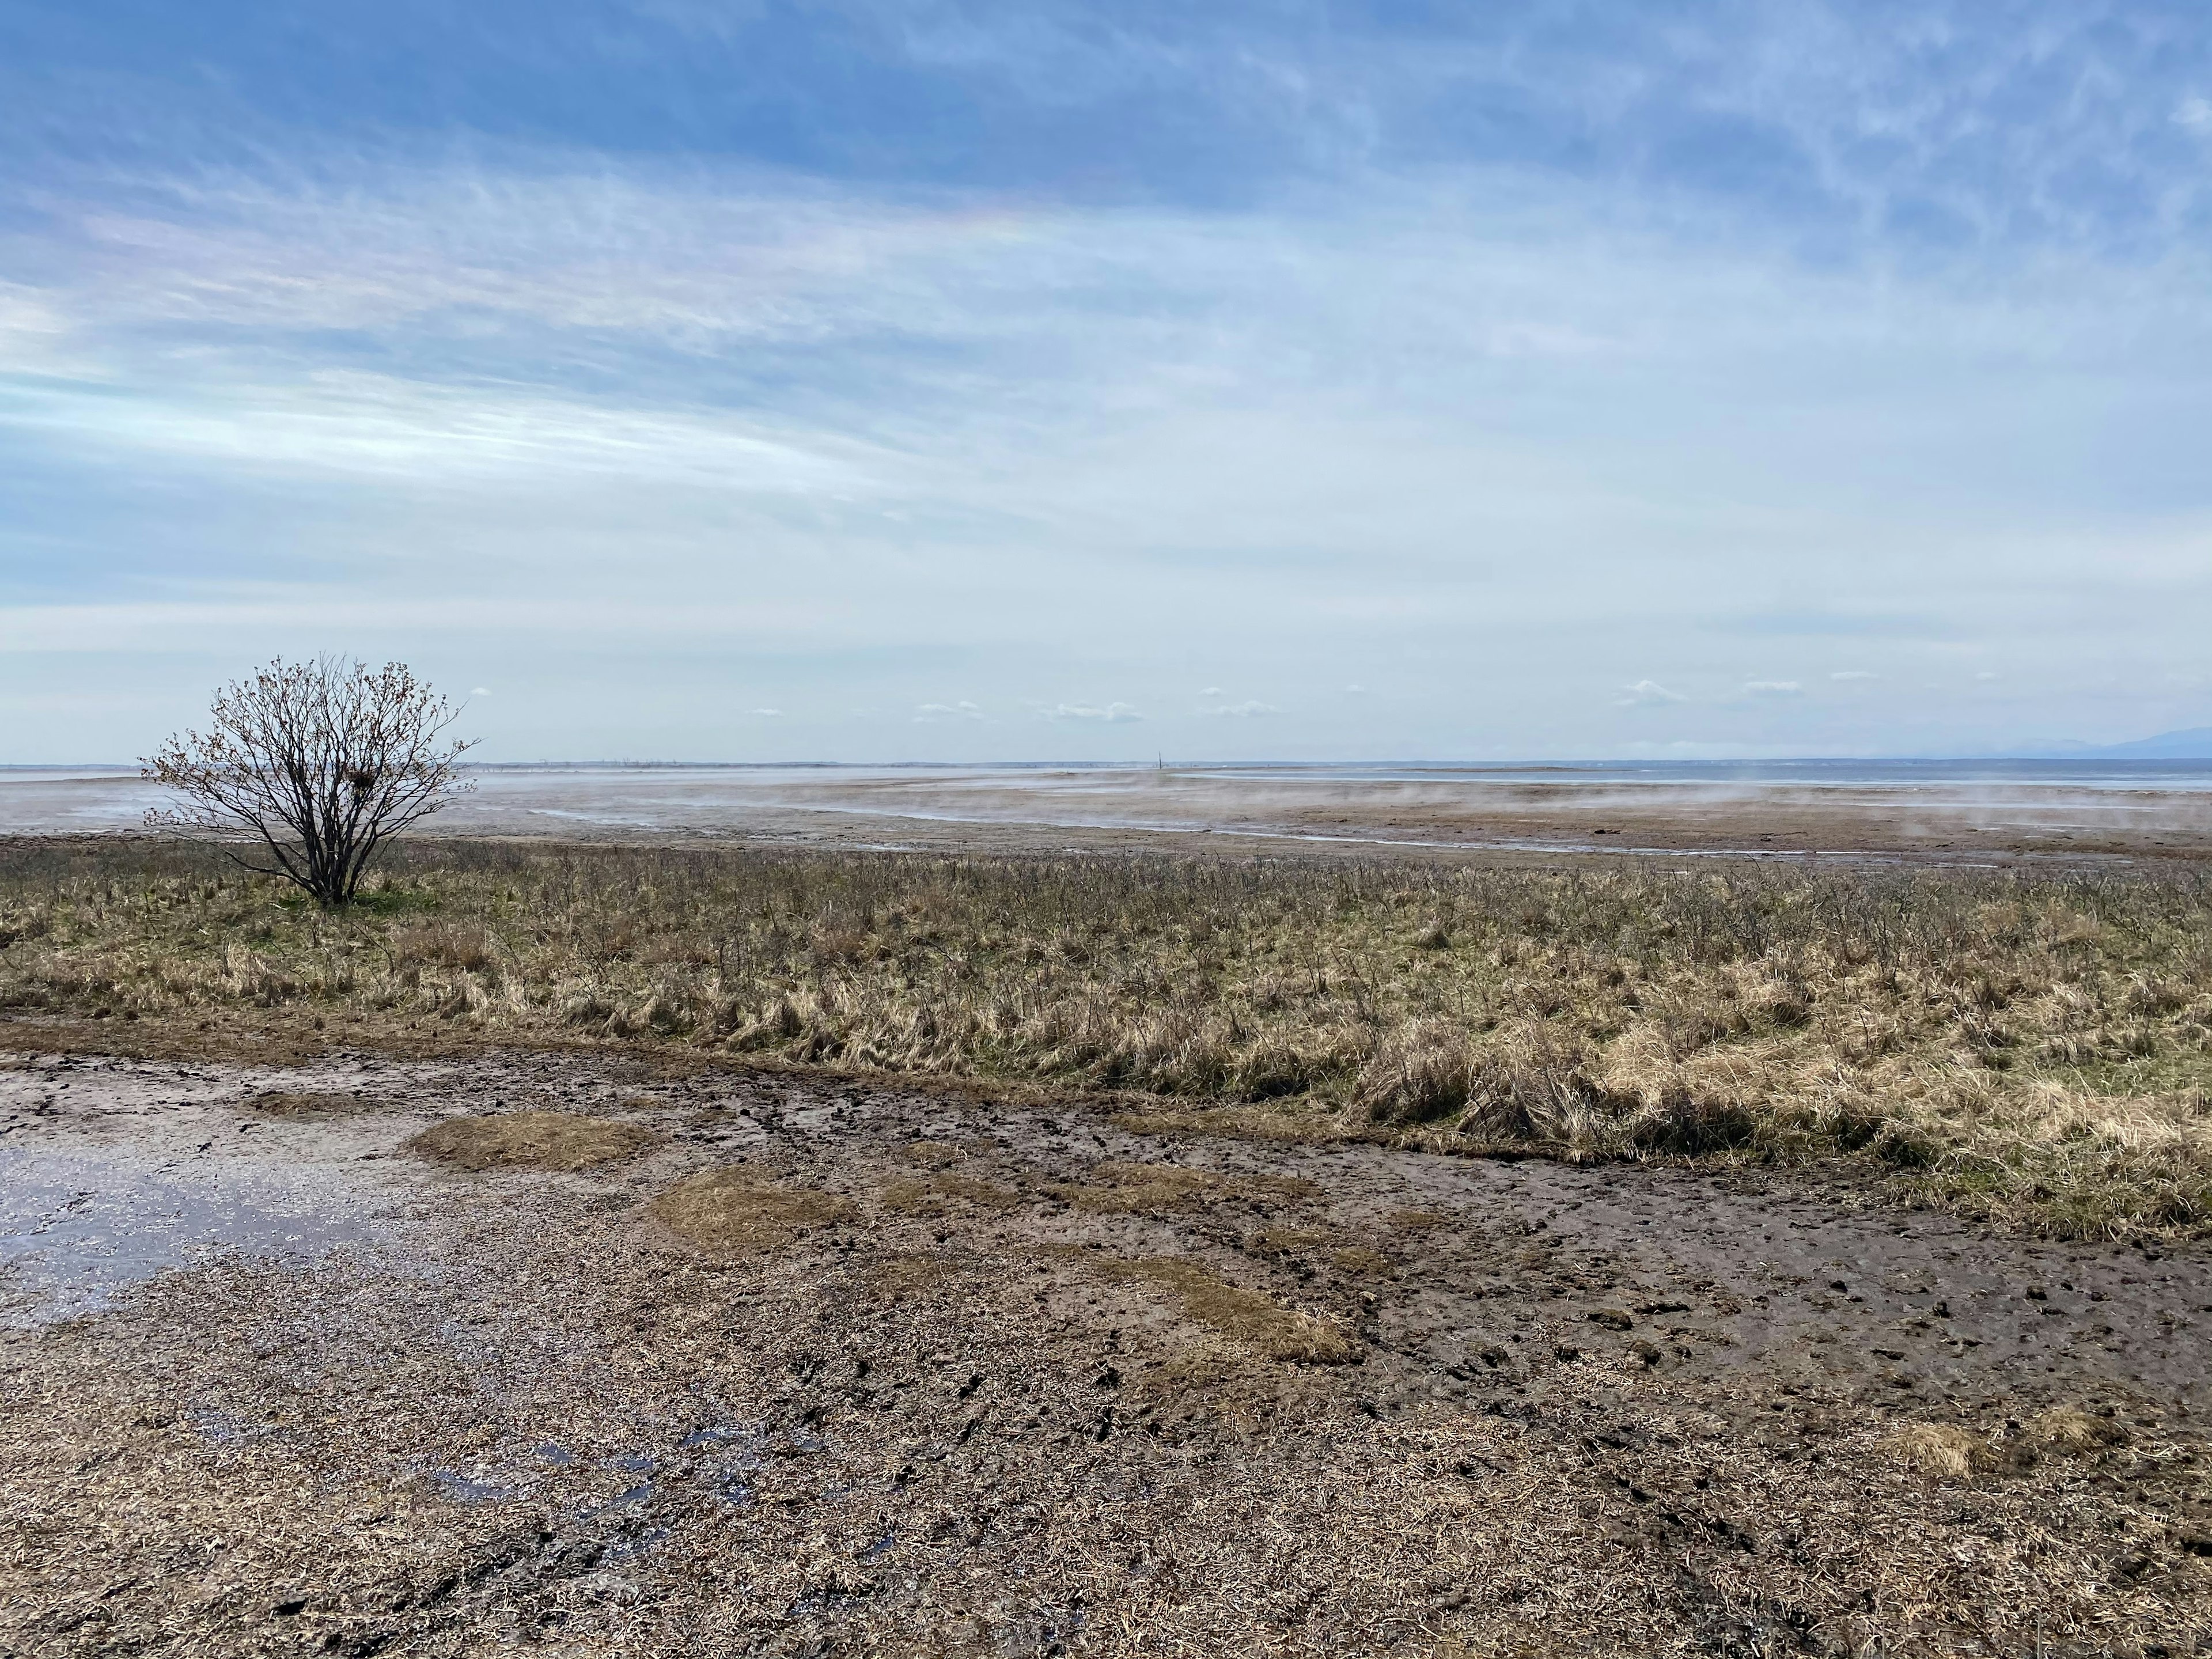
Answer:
[3,836,2210,1236]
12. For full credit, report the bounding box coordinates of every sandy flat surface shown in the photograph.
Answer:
[3,1047,2207,1655]
[9,763,2212,863]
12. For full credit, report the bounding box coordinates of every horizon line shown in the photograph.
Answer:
[10,755,2212,773]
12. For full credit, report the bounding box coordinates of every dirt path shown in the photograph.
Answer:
[3,1048,2207,1657]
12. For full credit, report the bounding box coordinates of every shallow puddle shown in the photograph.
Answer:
[0,1147,382,1325]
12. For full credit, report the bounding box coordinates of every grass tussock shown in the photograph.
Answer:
[1051,1161,1226,1215]
[1883,1423,1994,1481]
[1093,1256,1362,1364]
[878,1171,1021,1216]
[650,1167,857,1255]
[241,1089,371,1118]
[1882,1407,2128,1482]
[407,1110,661,1172]
[5,836,2212,1237]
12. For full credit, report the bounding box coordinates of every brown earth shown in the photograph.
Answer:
[3,1046,2210,1657]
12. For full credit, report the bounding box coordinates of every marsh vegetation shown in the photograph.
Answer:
[5,836,2210,1237]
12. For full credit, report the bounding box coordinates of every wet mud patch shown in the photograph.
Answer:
[407,1109,663,1172]
[1245,1225,1400,1278]
[1048,1158,1318,1217]
[648,1166,857,1256]
[1089,1254,1362,1363]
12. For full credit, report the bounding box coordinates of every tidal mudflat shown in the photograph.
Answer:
[10,759,2212,862]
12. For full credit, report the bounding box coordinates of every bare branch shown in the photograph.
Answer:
[141,655,475,906]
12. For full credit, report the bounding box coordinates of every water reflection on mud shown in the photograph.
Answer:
[0,1147,381,1325]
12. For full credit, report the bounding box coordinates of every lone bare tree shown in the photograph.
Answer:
[143,656,475,906]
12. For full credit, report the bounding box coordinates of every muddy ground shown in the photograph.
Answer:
[3,1046,2210,1658]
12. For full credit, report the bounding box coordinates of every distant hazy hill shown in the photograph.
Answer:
[1999,727,2212,760]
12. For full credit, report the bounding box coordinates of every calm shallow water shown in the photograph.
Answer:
[0,1146,382,1325]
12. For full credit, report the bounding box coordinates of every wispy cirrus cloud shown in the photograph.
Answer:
[3,1,2211,762]
[1040,702,1143,724]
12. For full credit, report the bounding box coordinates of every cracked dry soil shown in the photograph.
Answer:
[2,1048,2209,1658]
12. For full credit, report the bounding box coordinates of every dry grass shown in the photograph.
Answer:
[649,1166,857,1255]
[240,1089,372,1118]
[1330,1246,1399,1276]
[407,1110,661,1172]
[5,835,2212,1237]
[1050,1160,1226,1214]
[868,1251,961,1299]
[2028,1406,2128,1455]
[1883,1422,1994,1480]
[878,1171,1021,1216]
[1883,1406,2130,1482]
[1092,1255,1362,1363]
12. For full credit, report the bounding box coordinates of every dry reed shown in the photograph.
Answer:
[5,835,2210,1237]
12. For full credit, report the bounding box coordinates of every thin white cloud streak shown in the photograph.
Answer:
[1040,702,1142,723]
[0,596,834,653]
[3,147,2211,759]
[24,158,2207,403]
[37,172,1027,343]
[0,372,882,488]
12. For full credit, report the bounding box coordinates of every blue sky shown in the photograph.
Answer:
[4,1,2210,760]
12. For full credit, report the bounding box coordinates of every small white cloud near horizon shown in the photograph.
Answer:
[469,686,492,696]
[1199,686,1224,696]
[915,700,986,722]
[1201,699,1282,717]
[2178,96,2212,131]
[1830,671,1877,681]
[750,707,784,717]
[1741,680,1802,697]
[1616,679,1687,707]
[1344,684,1366,694]
[1041,702,1143,723]
[1975,671,2001,681]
